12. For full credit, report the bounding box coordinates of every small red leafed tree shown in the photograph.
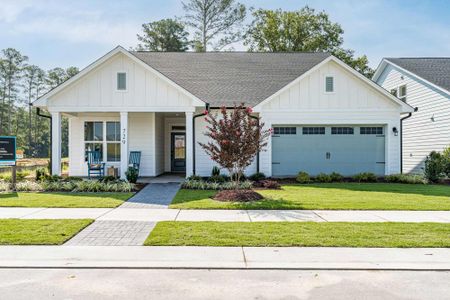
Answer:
[200,105,271,187]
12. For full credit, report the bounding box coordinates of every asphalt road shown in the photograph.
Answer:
[0,269,449,300]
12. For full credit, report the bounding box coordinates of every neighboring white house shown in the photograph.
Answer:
[33,46,413,179]
[373,58,450,174]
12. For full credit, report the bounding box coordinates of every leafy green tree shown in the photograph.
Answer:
[0,48,28,135]
[244,7,373,77]
[182,0,246,51]
[23,65,46,156]
[136,19,189,51]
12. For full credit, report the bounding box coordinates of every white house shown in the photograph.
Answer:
[33,46,413,179]
[373,58,450,173]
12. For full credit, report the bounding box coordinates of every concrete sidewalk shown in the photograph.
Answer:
[0,246,449,270]
[1,207,450,222]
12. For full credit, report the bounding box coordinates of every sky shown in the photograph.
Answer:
[0,0,449,70]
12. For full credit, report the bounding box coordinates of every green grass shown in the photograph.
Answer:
[145,221,450,247]
[0,192,133,208]
[0,219,93,245]
[169,183,450,210]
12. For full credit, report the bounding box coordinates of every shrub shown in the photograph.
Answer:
[35,168,47,181]
[15,181,43,192]
[100,176,118,183]
[296,171,311,183]
[261,180,281,189]
[424,151,445,183]
[0,180,10,192]
[353,172,377,183]
[64,176,83,182]
[125,167,139,183]
[230,172,246,182]
[384,174,426,184]
[248,172,266,182]
[211,166,221,177]
[315,173,332,183]
[330,172,344,182]
[209,175,226,183]
[442,146,450,178]
[187,175,202,181]
[181,179,253,190]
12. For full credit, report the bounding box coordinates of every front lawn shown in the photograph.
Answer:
[0,219,93,245]
[0,192,133,208]
[169,183,450,210]
[145,221,450,247]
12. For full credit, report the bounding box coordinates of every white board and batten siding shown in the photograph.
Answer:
[45,52,197,112]
[376,64,450,173]
[256,60,404,176]
[69,112,157,177]
[194,111,257,177]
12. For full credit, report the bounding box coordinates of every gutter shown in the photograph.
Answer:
[35,107,53,175]
[400,107,418,174]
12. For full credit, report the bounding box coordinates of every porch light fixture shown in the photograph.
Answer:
[392,127,398,136]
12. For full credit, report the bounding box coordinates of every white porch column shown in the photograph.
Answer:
[51,112,62,176]
[185,111,194,177]
[120,112,129,179]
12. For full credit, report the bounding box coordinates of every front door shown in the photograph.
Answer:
[171,133,186,172]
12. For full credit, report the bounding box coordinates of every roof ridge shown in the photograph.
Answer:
[386,57,450,60]
[131,51,331,54]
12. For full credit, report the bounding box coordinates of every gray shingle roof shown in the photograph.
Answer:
[130,52,331,107]
[386,58,450,93]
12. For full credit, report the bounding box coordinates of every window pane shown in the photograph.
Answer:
[325,76,334,92]
[94,122,103,141]
[174,135,185,159]
[107,143,121,162]
[117,73,126,90]
[84,143,103,161]
[106,122,120,141]
[84,122,94,141]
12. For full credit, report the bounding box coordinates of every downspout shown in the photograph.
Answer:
[249,114,260,174]
[192,103,209,175]
[35,107,53,175]
[399,107,417,174]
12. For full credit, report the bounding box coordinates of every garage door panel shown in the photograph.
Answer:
[272,126,385,177]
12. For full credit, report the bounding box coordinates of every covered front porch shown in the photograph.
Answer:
[50,111,195,179]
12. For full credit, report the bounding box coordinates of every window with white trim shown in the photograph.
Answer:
[273,127,296,135]
[325,76,334,93]
[360,127,383,135]
[331,127,354,135]
[303,127,325,135]
[84,121,121,162]
[117,72,127,91]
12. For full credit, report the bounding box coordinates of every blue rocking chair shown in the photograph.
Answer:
[86,150,105,178]
[129,151,141,175]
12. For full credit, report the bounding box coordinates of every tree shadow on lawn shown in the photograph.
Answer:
[281,183,450,198]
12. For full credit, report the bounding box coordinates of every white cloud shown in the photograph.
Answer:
[0,0,33,22]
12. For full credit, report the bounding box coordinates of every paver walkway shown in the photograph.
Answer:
[65,221,155,246]
[119,183,180,209]
[63,183,180,245]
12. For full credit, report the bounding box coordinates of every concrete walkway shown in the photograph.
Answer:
[0,246,449,270]
[119,183,181,209]
[2,208,450,222]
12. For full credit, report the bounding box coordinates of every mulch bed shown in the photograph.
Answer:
[213,189,264,202]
